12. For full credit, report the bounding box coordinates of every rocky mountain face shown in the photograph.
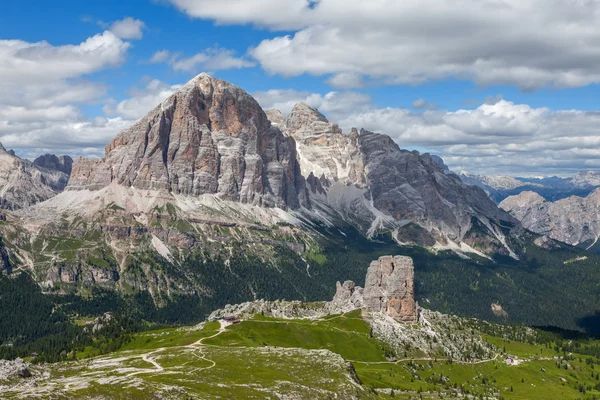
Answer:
[334,255,417,323]
[68,73,307,209]
[0,73,529,302]
[500,190,600,249]
[0,146,71,209]
[461,170,600,204]
[33,154,73,175]
[572,171,600,188]
[273,103,520,254]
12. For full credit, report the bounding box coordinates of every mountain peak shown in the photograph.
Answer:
[290,102,329,123]
[69,73,305,209]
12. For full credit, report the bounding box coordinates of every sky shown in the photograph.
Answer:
[2,0,600,176]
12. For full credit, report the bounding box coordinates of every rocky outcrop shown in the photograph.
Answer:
[0,147,70,209]
[68,73,307,209]
[33,154,73,175]
[332,280,364,311]
[67,157,113,190]
[363,256,417,323]
[44,263,119,285]
[332,255,417,323]
[500,189,600,248]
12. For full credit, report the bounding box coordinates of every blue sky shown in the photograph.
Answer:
[2,0,600,176]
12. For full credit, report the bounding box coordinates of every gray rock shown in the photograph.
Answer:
[363,256,417,323]
[500,189,600,247]
[0,147,71,209]
[69,73,307,209]
[33,154,73,175]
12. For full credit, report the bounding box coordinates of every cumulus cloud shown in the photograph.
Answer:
[104,79,182,120]
[0,31,133,157]
[150,48,255,72]
[166,0,311,29]
[253,88,371,117]
[1,117,133,159]
[149,49,171,63]
[411,99,437,110]
[168,0,600,90]
[335,99,600,176]
[0,32,129,84]
[109,17,146,40]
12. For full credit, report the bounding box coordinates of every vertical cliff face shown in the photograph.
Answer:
[68,73,307,209]
[500,189,600,247]
[278,103,366,186]
[268,103,519,251]
[363,256,417,323]
[331,255,417,323]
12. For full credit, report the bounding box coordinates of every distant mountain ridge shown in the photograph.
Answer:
[459,170,600,203]
[0,146,72,210]
[500,189,600,251]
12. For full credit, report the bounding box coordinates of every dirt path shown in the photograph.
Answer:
[187,320,229,374]
[348,354,500,365]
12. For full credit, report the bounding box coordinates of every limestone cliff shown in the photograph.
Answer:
[0,147,71,209]
[332,255,417,323]
[500,190,600,248]
[270,102,520,254]
[68,73,308,209]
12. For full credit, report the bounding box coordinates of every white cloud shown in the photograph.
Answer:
[167,0,311,29]
[326,73,365,89]
[253,88,371,117]
[149,48,255,72]
[105,79,182,120]
[176,48,254,72]
[150,49,171,63]
[109,17,146,40]
[411,99,437,110]
[2,117,133,159]
[0,31,134,157]
[168,0,600,90]
[0,32,129,84]
[336,99,600,176]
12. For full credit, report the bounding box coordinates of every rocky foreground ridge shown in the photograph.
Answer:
[500,189,600,249]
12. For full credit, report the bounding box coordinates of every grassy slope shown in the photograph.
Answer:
[6,311,600,399]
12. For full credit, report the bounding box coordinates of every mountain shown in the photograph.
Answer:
[68,74,306,209]
[33,154,73,175]
[500,189,600,251]
[461,170,600,203]
[0,146,72,210]
[275,103,520,255]
[459,171,532,191]
[4,73,600,335]
[572,171,600,188]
